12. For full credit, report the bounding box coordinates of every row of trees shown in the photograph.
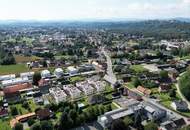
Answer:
[179,69,190,101]
[0,47,16,65]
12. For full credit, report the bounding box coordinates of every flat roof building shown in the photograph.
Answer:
[49,87,67,104]
[63,84,82,100]
[76,81,95,95]
[1,77,29,87]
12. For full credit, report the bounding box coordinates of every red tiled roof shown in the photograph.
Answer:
[137,86,151,95]
[3,83,32,94]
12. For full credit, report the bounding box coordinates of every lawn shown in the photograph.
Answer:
[130,65,147,73]
[125,82,135,89]
[0,119,11,130]
[180,55,190,60]
[13,104,29,115]
[14,55,42,63]
[0,64,29,75]
[28,99,41,112]
[70,76,85,83]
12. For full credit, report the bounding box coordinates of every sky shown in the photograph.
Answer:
[0,0,190,20]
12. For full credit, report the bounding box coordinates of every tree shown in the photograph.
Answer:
[27,119,35,126]
[111,119,127,130]
[31,122,41,130]
[41,121,53,130]
[181,125,190,130]
[11,106,18,116]
[144,122,158,130]
[22,101,29,109]
[59,112,73,130]
[179,70,190,101]
[105,104,112,112]
[33,72,41,86]
[14,123,23,130]
[123,116,133,127]
[131,77,141,87]
[42,60,48,68]
[160,70,168,79]
[169,88,176,98]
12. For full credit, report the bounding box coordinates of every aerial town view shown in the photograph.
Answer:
[0,0,190,130]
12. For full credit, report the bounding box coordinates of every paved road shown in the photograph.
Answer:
[132,88,190,124]
[175,72,190,109]
[102,47,117,85]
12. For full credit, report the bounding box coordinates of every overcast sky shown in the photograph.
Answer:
[0,0,190,20]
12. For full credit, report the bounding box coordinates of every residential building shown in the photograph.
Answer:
[158,84,171,93]
[0,74,15,81]
[137,86,151,96]
[126,89,142,101]
[76,81,95,95]
[171,100,189,111]
[98,107,142,128]
[38,79,50,94]
[143,102,166,121]
[0,108,8,118]
[54,68,64,78]
[1,77,29,87]
[3,83,32,95]
[41,70,51,79]
[88,80,106,92]
[10,112,36,128]
[114,97,140,108]
[49,87,67,104]
[67,66,78,75]
[36,108,53,120]
[63,84,82,99]
[160,118,186,130]
[20,72,34,79]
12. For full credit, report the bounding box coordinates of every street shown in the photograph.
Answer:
[102,47,117,85]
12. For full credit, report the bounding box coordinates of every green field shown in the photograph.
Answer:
[130,65,147,73]
[0,119,11,130]
[0,64,29,75]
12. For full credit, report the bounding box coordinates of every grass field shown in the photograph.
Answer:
[0,64,29,75]
[14,55,42,63]
[0,119,11,130]
[130,65,147,73]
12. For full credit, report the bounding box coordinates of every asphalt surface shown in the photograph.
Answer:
[102,48,117,85]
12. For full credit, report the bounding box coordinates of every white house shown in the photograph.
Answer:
[67,66,78,75]
[0,74,16,81]
[63,84,82,99]
[41,70,51,79]
[20,72,34,79]
[1,77,29,87]
[76,81,95,95]
[171,100,189,111]
[49,87,67,104]
[54,68,64,78]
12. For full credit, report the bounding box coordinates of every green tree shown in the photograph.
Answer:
[111,119,127,130]
[41,121,53,130]
[11,106,18,116]
[131,77,141,87]
[31,122,41,130]
[14,123,23,130]
[144,122,158,130]
[123,116,133,127]
[160,70,168,79]
[59,112,73,130]
[181,125,190,130]
[27,119,35,127]
[33,72,41,86]
[169,88,176,98]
